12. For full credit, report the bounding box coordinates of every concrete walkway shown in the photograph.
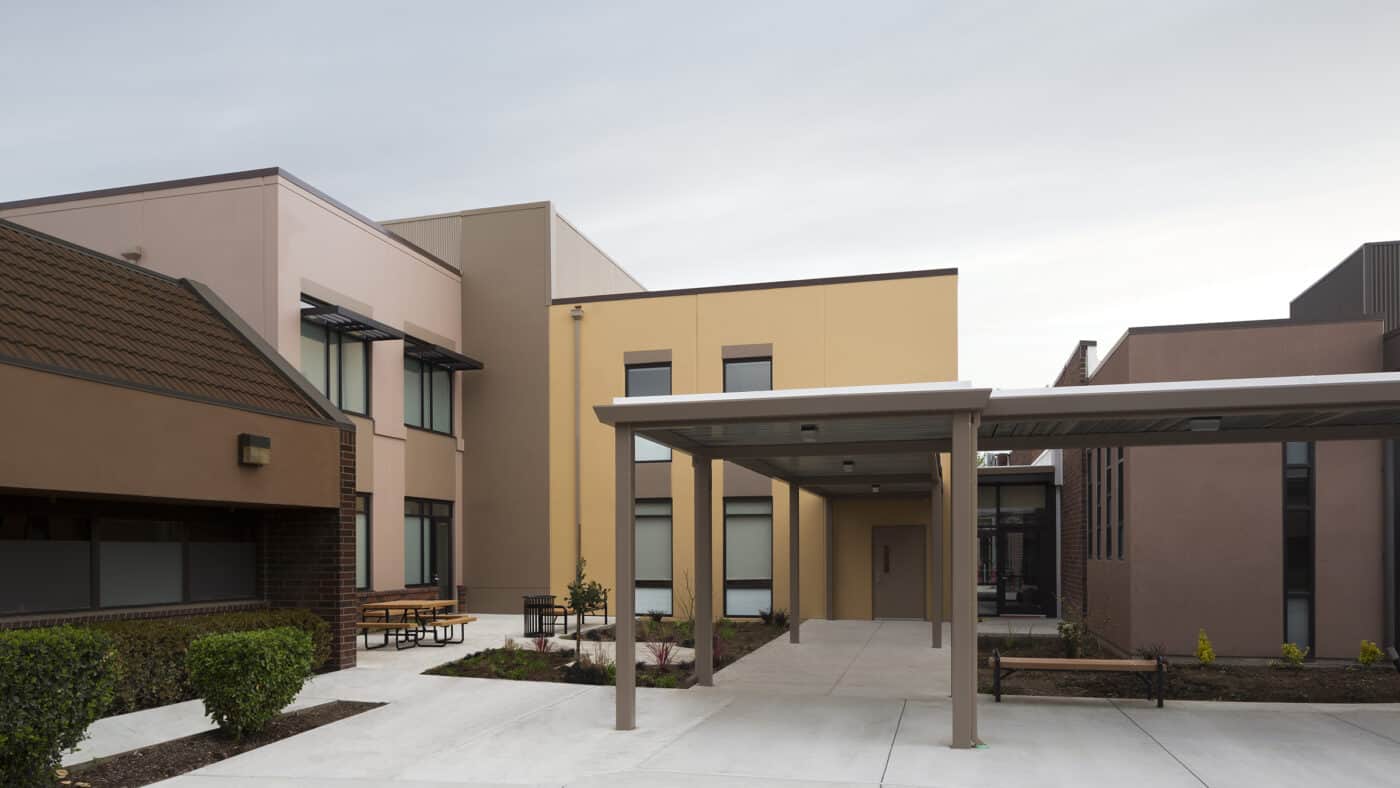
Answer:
[62,617,1400,787]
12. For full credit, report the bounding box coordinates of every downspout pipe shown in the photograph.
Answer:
[571,305,585,570]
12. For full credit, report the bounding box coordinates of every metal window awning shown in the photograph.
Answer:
[404,336,484,371]
[300,302,404,342]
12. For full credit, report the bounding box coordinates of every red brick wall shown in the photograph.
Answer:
[1012,341,1095,619]
[260,427,358,669]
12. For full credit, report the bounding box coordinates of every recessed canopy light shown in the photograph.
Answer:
[842,460,855,473]
[800,423,819,443]
[871,483,881,494]
[1188,416,1222,432]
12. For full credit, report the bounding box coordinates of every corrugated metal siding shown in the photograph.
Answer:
[382,216,463,271]
[1364,242,1400,332]
[1291,247,1364,323]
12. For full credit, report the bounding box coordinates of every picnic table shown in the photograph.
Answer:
[358,599,475,649]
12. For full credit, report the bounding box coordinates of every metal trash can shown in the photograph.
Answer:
[523,594,557,637]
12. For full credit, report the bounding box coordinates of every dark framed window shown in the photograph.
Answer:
[404,357,453,435]
[635,499,673,616]
[1116,448,1125,560]
[355,494,371,591]
[300,308,369,415]
[724,357,772,393]
[724,497,773,617]
[1094,448,1102,559]
[1081,450,1091,561]
[1105,447,1113,560]
[404,498,451,587]
[1283,441,1314,654]
[0,496,256,615]
[626,363,672,462]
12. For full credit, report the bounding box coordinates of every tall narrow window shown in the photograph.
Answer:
[724,357,772,392]
[299,311,370,415]
[355,494,371,591]
[404,358,453,435]
[635,499,673,615]
[724,498,773,616]
[1283,442,1314,654]
[1082,451,1090,561]
[1116,448,1125,560]
[626,363,672,462]
[1094,449,1102,559]
[404,498,451,589]
[1105,447,1114,560]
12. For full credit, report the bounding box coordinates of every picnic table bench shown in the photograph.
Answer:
[989,650,1167,707]
[358,600,474,650]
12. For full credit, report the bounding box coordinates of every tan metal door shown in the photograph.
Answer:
[873,525,925,619]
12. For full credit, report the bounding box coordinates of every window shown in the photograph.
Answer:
[1081,451,1090,561]
[635,500,673,615]
[0,497,255,615]
[1105,446,1113,559]
[1094,448,1102,559]
[355,494,371,590]
[404,357,453,434]
[404,498,451,587]
[626,363,672,462]
[1283,442,1314,653]
[300,313,369,415]
[724,357,772,393]
[724,498,773,616]
[1116,448,1125,560]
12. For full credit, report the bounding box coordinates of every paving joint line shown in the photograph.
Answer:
[1324,710,1400,746]
[828,621,886,695]
[880,698,909,785]
[1109,699,1209,788]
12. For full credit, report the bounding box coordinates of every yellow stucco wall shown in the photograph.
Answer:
[547,273,958,620]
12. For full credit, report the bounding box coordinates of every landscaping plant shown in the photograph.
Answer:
[531,635,553,653]
[1359,639,1384,667]
[0,627,117,788]
[1279,642,1309,669]
[1195,629,1216,666]
[1057,617,1088,658]
[645,638,677,669]
[772,608,790,629]
[567,558,607,640]
[89,608,329,714]
[186,627,313,739]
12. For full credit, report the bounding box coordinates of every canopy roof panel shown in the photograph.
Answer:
[595,373,1400,496]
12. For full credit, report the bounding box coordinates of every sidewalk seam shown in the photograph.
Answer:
[1110,699,1210,788]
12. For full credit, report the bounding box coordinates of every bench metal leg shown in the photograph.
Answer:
[993,650,1001,702]
[1156,657,1165,708]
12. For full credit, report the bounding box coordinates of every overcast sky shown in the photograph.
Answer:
[4,1,1399,387]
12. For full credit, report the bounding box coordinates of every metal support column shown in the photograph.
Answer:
[951,412,980,748]
[789,482,801,644]
[614,424,636,730]
[693,454,714,685]
[930,456,944,648]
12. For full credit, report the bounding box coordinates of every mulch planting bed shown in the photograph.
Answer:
[61,700,381,788]
[426,620,788,689]
[978,635,1400,703]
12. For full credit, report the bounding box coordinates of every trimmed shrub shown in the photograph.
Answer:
[1359,639,1384,667]
[1195,629,1216,666]
[0,627,117,787]
[1279,642,1309,668]
[187,627,313,739]
[89,608,329,714]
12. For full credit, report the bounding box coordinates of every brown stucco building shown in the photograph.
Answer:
[0,219,361,667]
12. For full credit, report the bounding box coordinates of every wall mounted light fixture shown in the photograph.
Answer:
[238,433,271,467]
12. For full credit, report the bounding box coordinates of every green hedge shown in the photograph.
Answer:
[0,627,117,787]
[188,627,313,739]
[89,608,330,714]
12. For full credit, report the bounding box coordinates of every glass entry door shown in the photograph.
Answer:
[976,482,1056,617]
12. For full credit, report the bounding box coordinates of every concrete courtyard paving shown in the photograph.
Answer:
[68,616,1400,787]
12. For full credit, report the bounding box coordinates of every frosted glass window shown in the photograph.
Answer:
[635,502,672,581]
[724,358,771,392]
[300,321,328,397]
[1286,595,1311,652]
[627,364,672,462]
[341,339,367,414]
[100,542,183,607]
[0,541,90,613]
[431,367,452,434]
[404,515,424,586]
[189,542,256,601]
[355,496,370,590]
[725,588,772,617]
[635,437,671,463]
[404,358,423,427]
[637,587,673,616]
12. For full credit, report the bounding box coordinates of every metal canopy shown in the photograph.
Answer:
[594,373,1400,495]
[299,302,404,342]
[404,336,485,371]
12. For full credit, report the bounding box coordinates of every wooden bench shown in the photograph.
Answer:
[419,615,478,645]
[989,650,1167,707]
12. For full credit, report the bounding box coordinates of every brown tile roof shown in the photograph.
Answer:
[0,219,332,422]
